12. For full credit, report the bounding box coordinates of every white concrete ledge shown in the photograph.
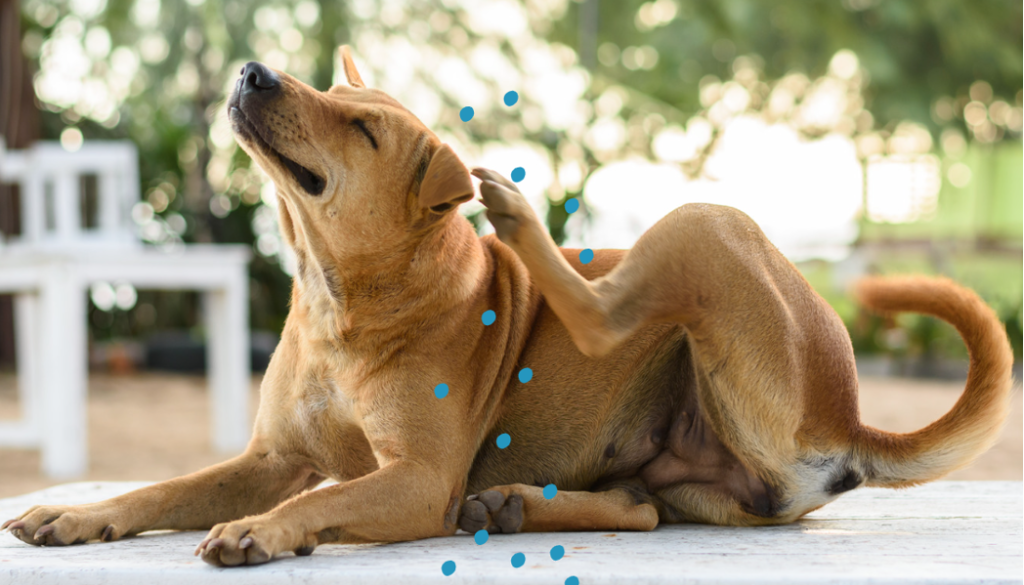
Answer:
[1,481,1020,584]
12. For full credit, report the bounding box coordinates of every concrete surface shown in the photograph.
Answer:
[0,481,1020,584]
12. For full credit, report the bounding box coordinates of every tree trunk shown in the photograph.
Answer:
[0,0,41,367]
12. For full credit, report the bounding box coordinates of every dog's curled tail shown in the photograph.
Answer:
[853,275,1014,488]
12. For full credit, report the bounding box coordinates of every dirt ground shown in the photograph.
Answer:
[0,372,1020,499]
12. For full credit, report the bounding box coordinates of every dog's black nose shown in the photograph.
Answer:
[240,61,279,93]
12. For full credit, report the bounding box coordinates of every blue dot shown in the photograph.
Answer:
[511,167,525,183]
[482,310,496,326]
[442,560,456,576]
[579,249,594,265]
[474,529,489,545]
[565,577,579,585]
[543,484,557,499]
[518,368,532,383]
[504,91,519,106]
[434,383,449,399]
[565,198,580,214]
[550,545,565,561]
[496,433,511,449]
[460,106,474,122]
[511,552,525,568]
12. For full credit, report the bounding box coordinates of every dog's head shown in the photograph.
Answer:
[227,47,474,263]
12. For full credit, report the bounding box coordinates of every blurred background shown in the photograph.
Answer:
[0,0,1020,495]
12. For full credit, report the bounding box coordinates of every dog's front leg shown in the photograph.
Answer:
[3,446,322,546]
[196,460,454,566]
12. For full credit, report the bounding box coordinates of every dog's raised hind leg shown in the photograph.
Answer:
[476,168,723,357]
[474,168,636,357]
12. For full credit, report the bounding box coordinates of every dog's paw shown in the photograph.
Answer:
[195,515,317,567]
[458,490,523,534]
[3,504,123,546]
[471,168,539,245]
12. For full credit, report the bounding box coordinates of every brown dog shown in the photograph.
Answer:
[3,47,1013,566]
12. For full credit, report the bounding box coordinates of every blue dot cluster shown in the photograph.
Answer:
[441,91,580,585]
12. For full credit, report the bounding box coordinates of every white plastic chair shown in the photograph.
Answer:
[0,138,252,478]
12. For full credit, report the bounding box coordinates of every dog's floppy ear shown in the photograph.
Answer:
[419,144,474,213]
[339,46,365,88]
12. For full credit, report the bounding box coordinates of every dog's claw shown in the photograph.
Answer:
[35,524,54,538]
[240,537,253,549]
[470,168,522,194]
[3,519,22,531]
[195,537,212,555]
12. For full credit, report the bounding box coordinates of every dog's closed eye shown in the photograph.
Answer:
[352,119,378,150]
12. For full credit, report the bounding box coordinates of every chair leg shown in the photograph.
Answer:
[40,267,88,478]
[203,270,250,453]
[13,294,40,440]
[0,293,42,448]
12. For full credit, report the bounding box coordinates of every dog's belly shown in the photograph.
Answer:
[466,303,692,494]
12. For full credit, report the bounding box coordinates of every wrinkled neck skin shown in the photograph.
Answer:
[286,206,485,367]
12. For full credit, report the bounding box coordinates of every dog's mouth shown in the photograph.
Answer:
[276,151,325,196]
[229,106,326,196]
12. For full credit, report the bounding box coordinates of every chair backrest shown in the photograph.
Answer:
[0,139,141,250]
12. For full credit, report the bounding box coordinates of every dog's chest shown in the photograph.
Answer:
[286,375,378,479]
[293,377,350,422]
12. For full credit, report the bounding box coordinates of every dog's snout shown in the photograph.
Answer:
[240,62,279,94]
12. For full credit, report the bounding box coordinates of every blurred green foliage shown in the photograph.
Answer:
[554,0,1022,137]
[13,0,1023,364]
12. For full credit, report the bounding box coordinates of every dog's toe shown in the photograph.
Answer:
[477,490,506,512]
[34,524,66,546]
[5,505,116,546]
[459,491,524,534]
[493,494,523,533]
[458,500,489,533]
[200,538,226,566]
[471,168,522,193]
